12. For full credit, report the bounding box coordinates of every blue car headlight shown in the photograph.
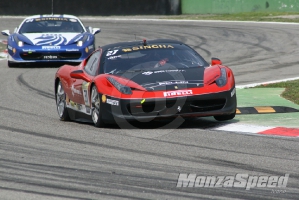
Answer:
[215,68,227,87]
[107,77,132,95]
[77,35,88,47]
[13,35,24,47]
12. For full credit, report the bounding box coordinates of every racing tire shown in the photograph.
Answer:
[214,110,236,121]
[91,85,105,127]
[8,61,18,68]
[56,80,70,121]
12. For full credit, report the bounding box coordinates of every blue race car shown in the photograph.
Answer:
[1,14,101,67]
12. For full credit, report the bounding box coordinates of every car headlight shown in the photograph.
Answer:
[77,35,88,47]
[18,41,24,47]
[13,35,24,47]
[77,41,83,47]
[107,77,132,95]
[215,68,227,87]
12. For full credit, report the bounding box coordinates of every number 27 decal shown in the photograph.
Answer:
[106,50,118,56]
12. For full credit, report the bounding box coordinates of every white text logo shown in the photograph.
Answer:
[106,99,119,106]
[176,173,289,190]
[163,90,193,97]
[42,46,61,50]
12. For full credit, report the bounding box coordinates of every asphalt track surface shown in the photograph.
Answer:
[0,17,299,199]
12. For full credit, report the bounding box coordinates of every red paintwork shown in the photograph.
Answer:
[55,56,235,105]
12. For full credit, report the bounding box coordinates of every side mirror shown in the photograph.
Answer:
[211,57,222,65]
[92,28,101,35]
[1,30,10,36]
[70,70,91,82]
[86,26,92,33]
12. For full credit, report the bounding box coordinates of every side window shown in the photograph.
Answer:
[84,51,100,76]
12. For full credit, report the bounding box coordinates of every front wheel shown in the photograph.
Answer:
[56,80,70,121]
[91,85,105,127]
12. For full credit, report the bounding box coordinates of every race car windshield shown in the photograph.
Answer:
[103,44,209,74]
[19,18,84,34]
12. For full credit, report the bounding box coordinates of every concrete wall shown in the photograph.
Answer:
[181,0,299,14]
[0,0,181,16]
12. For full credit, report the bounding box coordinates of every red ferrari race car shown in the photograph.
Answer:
[55,39,236,127]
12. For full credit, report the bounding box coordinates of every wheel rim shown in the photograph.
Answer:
[91,87,100,124]
[56,82,66,117]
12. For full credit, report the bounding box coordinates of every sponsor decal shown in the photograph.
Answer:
[142,69,186,75]
[43,55,58,59]
[108,55,121,60]
[163,90,193,97]
[158,80,188,86]
[42,46,61,50]
[142,80,203,90]
[22,49,36,52]
[66,49,79,52]
[155,69,186,74]
[176,173,289,191]
[122,44,174,52]
[82,82,90,106]
[106,99,119,106]
[7,45,12,50]
[101,95,119,106]
[71,84,82,96]
[35,17,68,21]
[67,100,91,115]
[142,71,153,75]
[69,100,81,110]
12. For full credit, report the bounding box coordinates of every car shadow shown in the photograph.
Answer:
[74,117,240,130]
[9,62,79,68]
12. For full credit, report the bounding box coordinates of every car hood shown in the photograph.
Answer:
[21,33,83,46]
[118,67,206,91]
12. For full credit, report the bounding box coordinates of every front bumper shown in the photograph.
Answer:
[101,87,236,123]
[7,44,94,64]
